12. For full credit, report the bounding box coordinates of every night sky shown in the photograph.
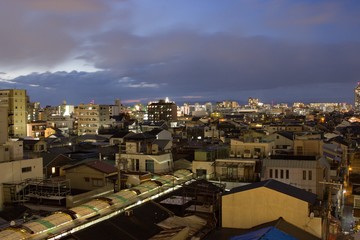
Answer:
[0,0,360,106]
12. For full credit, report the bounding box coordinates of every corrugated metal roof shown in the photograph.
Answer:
[263,159,317,168]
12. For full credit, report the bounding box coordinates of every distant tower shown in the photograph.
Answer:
[355,82,360,111]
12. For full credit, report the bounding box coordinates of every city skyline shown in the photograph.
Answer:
[0,1,360,105]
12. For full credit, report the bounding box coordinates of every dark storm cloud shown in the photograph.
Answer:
[2,0,360,105]
[10,71,164,105]
[10,31,360,105]
[79,30,360,101]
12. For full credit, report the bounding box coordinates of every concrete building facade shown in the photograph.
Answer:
[0,89,28,138]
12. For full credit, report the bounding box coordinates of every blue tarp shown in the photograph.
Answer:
[229,226,297,240]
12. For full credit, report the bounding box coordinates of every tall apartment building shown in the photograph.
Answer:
[147,99,177,122]
[75,103,100,135]
[355,82,360,111]
[75,103,115,135]
[0,89,28,138]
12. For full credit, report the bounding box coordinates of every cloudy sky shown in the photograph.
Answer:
[1,0,360,106]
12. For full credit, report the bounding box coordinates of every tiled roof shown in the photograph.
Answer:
[276,131,295,140]
[86,160,118,174]
[223,179,317,204]
[64,159,117,174]
[110,131,133,138]
[124,132,156,140]
[147,128,164,136]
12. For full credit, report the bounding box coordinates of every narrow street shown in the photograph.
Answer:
[339,183,360,239]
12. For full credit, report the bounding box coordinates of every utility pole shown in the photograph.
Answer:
[319,181,343,239]
[116,143,126,192]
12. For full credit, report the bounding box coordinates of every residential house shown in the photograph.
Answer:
[230,138,274,159]
[270,131,295,155]
[23,139,47,153]
[63,159,117,191]
[42,153,73,178]
[263,123,303,135]
[146,128,173,141]
[191,145,261,189]
[119,133,173,174]
[140,121,169,132]
[293,132,323,156]
[109,131,134,145]
[222,179,322,238]
[26,121,47,138]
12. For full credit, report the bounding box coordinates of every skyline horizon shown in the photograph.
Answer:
[6,83,355,107]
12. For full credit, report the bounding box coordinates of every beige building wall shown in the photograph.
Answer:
[76,103,100,135]
[230,139,274,158]
[0,145,10,162]
[294,139,322,156]
[0,107,8,144]
[6,140,24,161]
[0,89,27,138]
[0,157,43,210]
[222,187,322,238]
[65,165,115,191]
[120,152,173,173]
[192,161,213,178]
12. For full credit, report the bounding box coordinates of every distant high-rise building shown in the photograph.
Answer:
[248,97,259,109]
[75,103,115,135]
[147,99,177,122]
[28,102,41,122]
[355,82,360,111]
[75,103,100,135]
[0,89,28,138]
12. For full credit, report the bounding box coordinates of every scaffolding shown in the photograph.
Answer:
[3,178,71,205]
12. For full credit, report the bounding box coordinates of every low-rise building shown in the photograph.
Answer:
[230,138,274,159]
[64,159,117,191]
[222,179,322,238]
[262,155,330,199]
